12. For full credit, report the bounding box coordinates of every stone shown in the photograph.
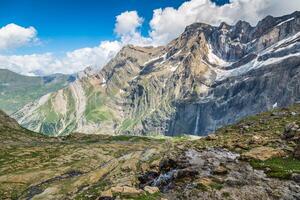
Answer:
[282,122,300,140]
[249,135,265,145]
[213,165,228,175]
[144,186,159,194]
[150,159,161,170]
[111,186,123,193]
[206,134,217,141]
[271,111,287,117]
[234,143,248,149]
[100,189,113,198]
[140,163,150,173]
[111,186,142,196]
[291,112,298,116]
[242,147,286,161]
[197,178,213,187]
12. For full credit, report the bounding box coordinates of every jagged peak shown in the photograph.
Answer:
[183,22,213,34]
[255,11,300,29]
[218,22,232,30]
[234,20,253,29]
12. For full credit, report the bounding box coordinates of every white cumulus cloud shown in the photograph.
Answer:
[0,23,38,50]
[114,11,144,36]
[149,0,300,45]
[114,10,153,46]
[0,41,122,76]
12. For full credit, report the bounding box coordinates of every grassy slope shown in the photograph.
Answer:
[0,104,300,199]
[0,69,73,114]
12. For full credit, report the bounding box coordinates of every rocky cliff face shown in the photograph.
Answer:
[13,11,300,136]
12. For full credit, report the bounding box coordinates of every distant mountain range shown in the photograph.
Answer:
[9,11,300,136]
[0,69,75,114]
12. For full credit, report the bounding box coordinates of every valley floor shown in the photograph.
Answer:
[1,105,300,200]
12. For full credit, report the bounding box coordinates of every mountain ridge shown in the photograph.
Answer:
[12,11,300,136]
[0,68,76,114]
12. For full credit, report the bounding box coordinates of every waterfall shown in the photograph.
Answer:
[194,105,200,135]
[152,169,177,187]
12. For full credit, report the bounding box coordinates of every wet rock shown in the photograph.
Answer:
[242,147,286,161]
[144,186,159,194]
[159,159,179,173]
[25,186,44,199]
[138,171,160,188]
[140,148,240,193]
[174,168,198,179]
[139,145,300,199]
[151,169,177,190]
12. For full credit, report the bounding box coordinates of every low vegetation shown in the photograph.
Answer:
[0,104,300,199]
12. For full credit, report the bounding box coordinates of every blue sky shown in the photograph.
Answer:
[0,0,298,75]
[0,0,228,54]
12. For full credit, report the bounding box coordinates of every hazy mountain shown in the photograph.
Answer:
[0,69,76,114]
[13,11,300,136]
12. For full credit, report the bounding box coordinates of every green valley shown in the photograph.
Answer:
[0,69,75,114]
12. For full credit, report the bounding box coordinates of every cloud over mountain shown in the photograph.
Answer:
[1,0,300,75]
[149,0,300,45]
[0,41,121,76]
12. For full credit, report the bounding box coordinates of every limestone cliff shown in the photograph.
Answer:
[13,11,300,136]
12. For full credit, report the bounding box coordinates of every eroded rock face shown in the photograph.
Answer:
[168,55,300,135]
[13,11,300,136]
